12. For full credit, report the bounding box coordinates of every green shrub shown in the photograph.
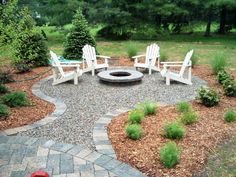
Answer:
[63,9,96,60]
[125,124,142,140]
[160,142,181,168]
[13,30,48,68]
[136,101,157,116]
[164,122,185,139]
[176,102,192,113]
[160,51,168,62]
[180,111,198,125]
[127,44,138,59]
[0,104,10,118]
[1,91,30,107]
[223,79,236,97]
[217,70,233,85]
[224,109,236,122]
[0,84,9,94]
[128,109,145,124]
[197,87,220,107]
[0,71,14,84]
[211,52,227,74]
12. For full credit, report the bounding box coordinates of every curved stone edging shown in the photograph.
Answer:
[93,108,132,158]
[0,76,67,136]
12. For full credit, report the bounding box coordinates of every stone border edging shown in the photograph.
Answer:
[0,76,67,136]
[93,107,132,158]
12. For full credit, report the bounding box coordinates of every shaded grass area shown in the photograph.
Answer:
[1,26,236,69]
[197,137,236,177]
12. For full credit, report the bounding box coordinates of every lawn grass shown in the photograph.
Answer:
[1,26,236,69]
[198,137,236,176]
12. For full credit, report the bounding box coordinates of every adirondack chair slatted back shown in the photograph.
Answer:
[145,43,160,66]
[50,51,65,77]
[179,50,193,76]
[82,44,97,67]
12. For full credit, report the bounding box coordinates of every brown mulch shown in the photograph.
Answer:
[0,67,55,130]
[107,65,236,177]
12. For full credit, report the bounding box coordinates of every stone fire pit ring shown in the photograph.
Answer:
[97,69,144,83]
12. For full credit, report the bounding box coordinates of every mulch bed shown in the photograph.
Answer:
[0,67,55,130]
[107,65,236,177]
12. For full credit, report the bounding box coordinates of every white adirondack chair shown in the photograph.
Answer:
[82,44,110,76]
[133,43,160,75]
[160,50,194,85]
[49,51,83,85]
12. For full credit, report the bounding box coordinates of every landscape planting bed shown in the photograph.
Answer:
[107,66,236,177]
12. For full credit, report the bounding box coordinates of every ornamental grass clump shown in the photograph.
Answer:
[1,91,30,107]
[128,109,144,124]
[0,84,9,94]
[136,101,157,116]
[127,44,138,59]
[176,102,192,113]
[0,104,10,119]
[224,109,236,122]
[125,124,142,140]
[211,52,227,74]
[180,111,198,125]
[164,122,185,139]
[160,141,181,168]
[197,87,220,107]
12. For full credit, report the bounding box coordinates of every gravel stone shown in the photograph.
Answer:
[21,69,206,150]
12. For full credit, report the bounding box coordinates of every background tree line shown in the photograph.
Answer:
[2,0,236,39]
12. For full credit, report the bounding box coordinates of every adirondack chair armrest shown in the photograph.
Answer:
[96,55,111,59]
[53,64,80,68]
[163,64,183,67]
[132,54,145,59]
[161,61,183,64]
[60,61,82,65]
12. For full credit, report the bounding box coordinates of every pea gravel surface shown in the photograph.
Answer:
[21,69,206,150]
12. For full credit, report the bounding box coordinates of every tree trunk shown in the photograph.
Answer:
[218,7,226,34]
[204,7,212,37]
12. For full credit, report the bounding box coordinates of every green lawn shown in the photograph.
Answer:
[1,26,236,69]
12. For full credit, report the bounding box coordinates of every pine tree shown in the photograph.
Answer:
[63,9,96,60]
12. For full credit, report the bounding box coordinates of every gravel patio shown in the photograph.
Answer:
[21,68,206,150]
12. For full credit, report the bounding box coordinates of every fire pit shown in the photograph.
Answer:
[97,69,143,83]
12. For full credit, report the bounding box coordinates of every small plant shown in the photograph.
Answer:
[128,109,145,124]
[223,79,236,97]
[0,71,14,84]
[197,87,220,107]
[164,122,185,139]
[136,101,157,116]
[0,104,10,119]
[176,102,192,113]
[1,91,30,107]
[224,109,236,122]
[180,111,198,125]
[127,44,138,59]
[160,51,168,62]
[217,70,233,85]
[211,52,227,74]
[160,141,181,168]
[125,124,143,140]
[0,84,9,94]
[14,63,32,73]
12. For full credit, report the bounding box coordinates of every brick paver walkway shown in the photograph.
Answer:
[0,135,146,177]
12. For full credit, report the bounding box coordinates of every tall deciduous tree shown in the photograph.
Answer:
[63,9,96,60]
